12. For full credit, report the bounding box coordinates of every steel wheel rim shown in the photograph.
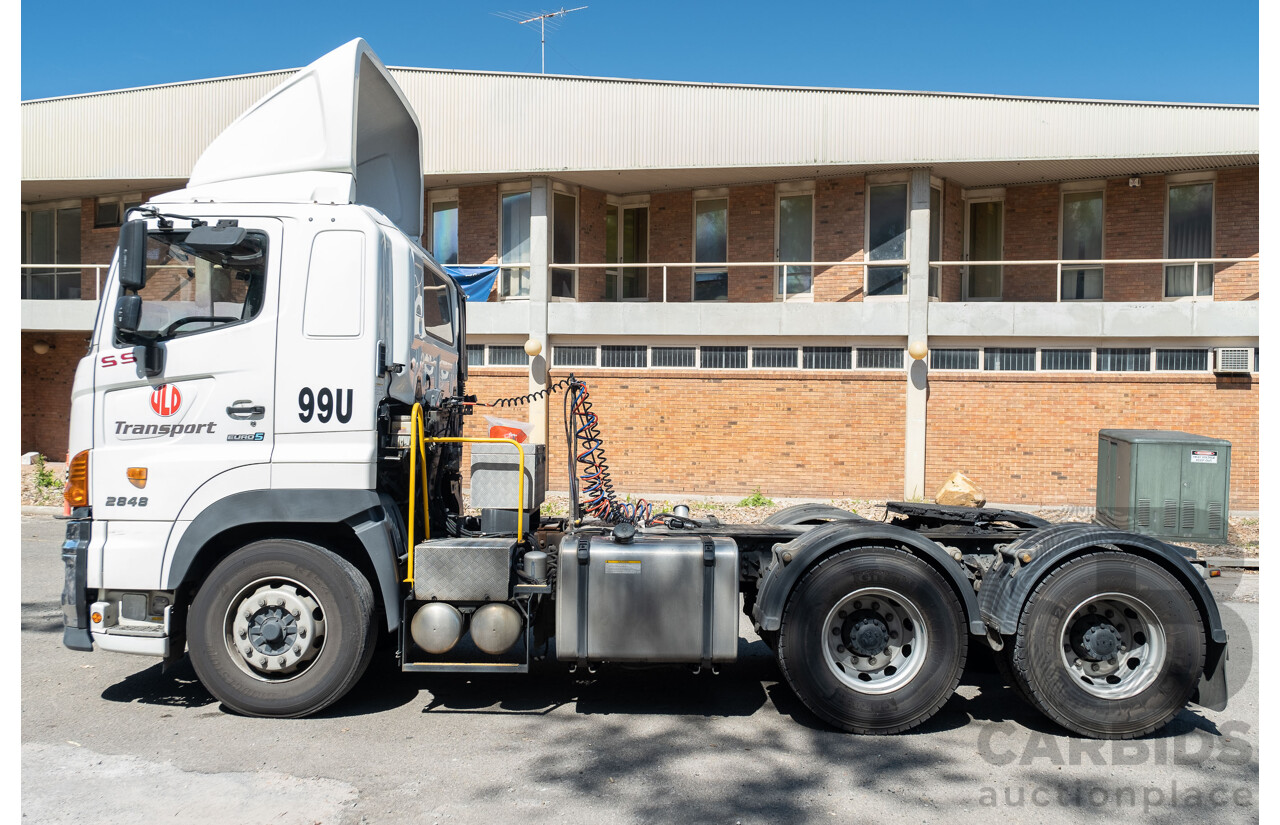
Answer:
[820,587,929,694]
[1059,592,1166,700]
[223,576,326,682]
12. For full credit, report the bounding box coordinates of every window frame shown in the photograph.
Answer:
[21,198,85,300]
[605,194,651,302]
[775,182,815,302]
[427,188,459,267]
[864,176,911,301]
[962,189,1005,301]
[497,182,532,301]
[1057,182,1105,302]
[1163,174,1216,301]
[692,191,730,302]
[550,185,579,302]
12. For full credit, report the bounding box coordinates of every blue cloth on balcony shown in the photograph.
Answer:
[445,265,500,302]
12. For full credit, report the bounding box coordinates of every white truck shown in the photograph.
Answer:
[62,40,1229,738]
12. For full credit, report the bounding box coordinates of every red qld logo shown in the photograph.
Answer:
[150,384,182,417]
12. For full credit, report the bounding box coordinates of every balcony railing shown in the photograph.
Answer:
[474,257,1257,303]
[21,257,1255,304]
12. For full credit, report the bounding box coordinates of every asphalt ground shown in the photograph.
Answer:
[20,513,1260,824]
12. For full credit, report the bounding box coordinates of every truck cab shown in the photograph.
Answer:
[61,42,465,712]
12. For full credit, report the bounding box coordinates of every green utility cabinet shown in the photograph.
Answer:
[1095,429,1231,544]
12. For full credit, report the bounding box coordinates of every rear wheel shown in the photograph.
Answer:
[1009,551,1205,739]
[188,539,377,718]
[776,547,967,734]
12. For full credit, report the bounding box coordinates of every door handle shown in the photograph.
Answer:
[226,401,265,421]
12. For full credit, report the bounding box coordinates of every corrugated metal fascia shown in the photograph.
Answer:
[23,67,1259,181]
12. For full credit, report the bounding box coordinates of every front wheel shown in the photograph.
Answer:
[776,547,967,734]
[188,539,377,718]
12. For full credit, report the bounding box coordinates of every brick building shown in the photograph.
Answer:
[20,68,1260,508]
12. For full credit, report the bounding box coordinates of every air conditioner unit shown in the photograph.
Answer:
[1213,347,1252,374]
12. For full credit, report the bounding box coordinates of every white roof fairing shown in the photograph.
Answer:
[159,39,424,240]
[21,62,1257,196]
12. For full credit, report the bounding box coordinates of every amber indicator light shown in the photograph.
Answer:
[127,467,148,488]
[65,451,90,508]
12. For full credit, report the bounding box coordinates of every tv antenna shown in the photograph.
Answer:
[495,6,588,73]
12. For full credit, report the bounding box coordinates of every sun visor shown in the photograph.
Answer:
[180,39,423,240]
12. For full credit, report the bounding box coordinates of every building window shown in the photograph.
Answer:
[1155,349,1208,371]
[22,203,82,300]
[929,186,942,299]
[465,344,485,365]
[94,197,122,228]
[857,348,904,370]
[777,192,813,299]
[1165,182,1214,298]
[803,346,852,370]
[601,345,646,368]
[430,197,459,266]
[700,345,747,369]
[554,345,597,367]
[867,183,908,297]
[500,190,531,298]
[1040,349,1092,371]
[552,191,578,300]
[1061,190,1103,300]
[1097,348,1151,372]
[966,200,1003,300]
[605,203,648,301]
[753,347,798,369]
[984,347,1036,371]
[652,347,696,368]
[694,198,728,301]
[488,345,530,366]
[931,349,980,370]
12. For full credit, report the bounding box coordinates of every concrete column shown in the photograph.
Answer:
[904,168,931,499]
[527,178,550,445]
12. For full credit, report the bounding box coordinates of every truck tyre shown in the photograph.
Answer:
[776,547,966,734]
[1009,551,1205,739]
[188,539,377,718]
[762,504,865,526]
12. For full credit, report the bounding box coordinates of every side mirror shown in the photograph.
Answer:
[115,294,142,333]
[118,220,149,291]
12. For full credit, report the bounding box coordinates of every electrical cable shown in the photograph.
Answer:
[566,378,652,525]
[482,376,576,408]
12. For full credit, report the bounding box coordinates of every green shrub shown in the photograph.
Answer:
[738,488,775,507]
[33,455,61,490]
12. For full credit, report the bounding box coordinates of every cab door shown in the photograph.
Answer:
[91,217,282,585]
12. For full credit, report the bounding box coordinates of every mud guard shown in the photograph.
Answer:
[166,489,406,632]
[977,522,1229,711]
[752,521,986,636]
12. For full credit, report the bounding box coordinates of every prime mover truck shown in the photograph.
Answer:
[60,39,1228,738]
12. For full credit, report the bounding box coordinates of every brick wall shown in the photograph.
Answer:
[21,332,91,460]
[813,176,865,301]
[577,187,608,301]
[1214,167,1259,301]
[650,190,693,302]
[1103,176,1165,301]
[940,180,965,302]
[464,367,905,499]
[1002,184,1058,301]
[727,184,775,302]
[925,372,1258,509]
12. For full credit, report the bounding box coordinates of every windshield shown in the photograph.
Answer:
[117,227,268,343]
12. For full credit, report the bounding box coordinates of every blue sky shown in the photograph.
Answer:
[21,1,1259,103]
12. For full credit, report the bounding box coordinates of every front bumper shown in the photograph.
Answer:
[61,517,93,651]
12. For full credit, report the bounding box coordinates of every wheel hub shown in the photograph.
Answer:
[227,580,325,679]
[845,612,890,657]
[821,588,928,695]
[1059,594,1166,700]
[1070,615,1122,661]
